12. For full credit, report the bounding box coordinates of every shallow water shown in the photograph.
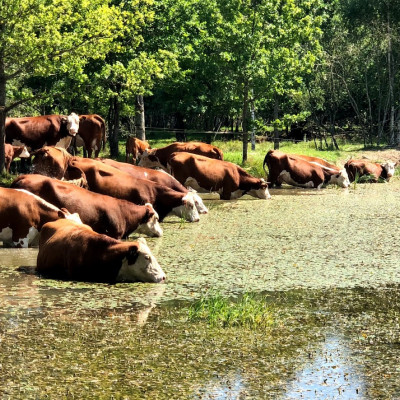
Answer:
[1,181,400,398]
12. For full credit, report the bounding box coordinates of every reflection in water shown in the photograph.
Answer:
[285,334,365,399]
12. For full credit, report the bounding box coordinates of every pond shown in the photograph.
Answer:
[1,181,400,398]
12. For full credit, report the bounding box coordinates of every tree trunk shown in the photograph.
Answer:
[273,94,279,150]
[109,96,120,158]
[250,89,256,151]
[242,81,249,163]
[0,46,6,174]
[387,11,395,145]
[135,95,146,141]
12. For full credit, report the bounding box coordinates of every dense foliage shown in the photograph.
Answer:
[0,0,399,170]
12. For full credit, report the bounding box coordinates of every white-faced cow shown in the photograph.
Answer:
[31,148,200,222]
[98,158,208,214]
[0,188,81,248]
[344,159,396,182]
[37,220,166,283]
[168,152,271,200]
[4,144,30,173]
[5,113,80,151]
[263,150,350,189]
[138,141,224,171]
[72,114,106,158]
[126,137,151,164]
[11,174,163,239]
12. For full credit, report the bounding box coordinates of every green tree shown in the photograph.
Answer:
[0,0,125,172]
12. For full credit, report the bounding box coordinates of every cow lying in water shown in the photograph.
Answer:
[263,150,350,189]
[98,158,208,214]
[138,141,224,171]
[32,147,200,222]
[11,174,163,239]
[344,159,396,182]
[168,152,271,200]
[37,220,166,283]
[0,188,81,248]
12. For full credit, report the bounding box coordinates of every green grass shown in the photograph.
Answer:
[188,292,276,329]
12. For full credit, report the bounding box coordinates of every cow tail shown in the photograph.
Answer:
[262,153,269,175]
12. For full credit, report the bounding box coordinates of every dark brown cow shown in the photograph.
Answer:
[31,148,200,222]
[4,144,30,172]
[168,152,271,200]
[98,158,208,214]
[5,113,80,151]
[11,174,163,239]
[37,220,166,283]
[263,150,350,189]
[344,159,396,182]
[73,114,106,158]
[138,141,224,170]
[0,187,81,248]
[126,137,151,164]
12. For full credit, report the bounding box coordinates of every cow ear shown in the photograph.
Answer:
[127,245,139,264]
[79,115,87,122]
[61,116,67,123]
[57,208,69,219]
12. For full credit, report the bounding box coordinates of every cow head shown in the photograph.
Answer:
[117,238,166,283]
[16,146,30,158]
[62,112,80,136]
[186,188,208,214]
[330,169,350,188]
[138,150,165,170]
[32,146,71,179]
[135,203,163,237]
[382,161,396,180]
[172,193,200,222]
[247,179,272,199]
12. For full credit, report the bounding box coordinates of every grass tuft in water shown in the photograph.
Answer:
[188,292,275,329]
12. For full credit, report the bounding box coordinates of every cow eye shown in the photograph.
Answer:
[144,254,150,260]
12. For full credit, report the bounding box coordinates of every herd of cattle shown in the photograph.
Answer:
[1,113,397,284]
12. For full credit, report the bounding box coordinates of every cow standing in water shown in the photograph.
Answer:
[138,141,224,171]
[168,152,271,200]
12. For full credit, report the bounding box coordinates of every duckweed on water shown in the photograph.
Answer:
[0,181,400,397]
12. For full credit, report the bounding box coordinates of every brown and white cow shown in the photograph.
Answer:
[4,144,30,172]
[263,150,350,189]
[11,174,163,239]
[0,187,81,248]
[32,148,200,222]
[290,154,341,171]
[5,113,80,151]
[168,152,270,200]
[126,137,151,164]
[98,158,208,214]
[73,114,106,158]
[344,159,396,182]
[138,141,224,171]
[37,220,166,283]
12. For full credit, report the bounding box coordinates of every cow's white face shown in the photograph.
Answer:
[66,112,80,135]
[138,150,165,170]
[136,204,163,237]
[383,161,396,179]
[172,193,200,222]
[247,180,271,199]
[331,169,350,188]
[117,238,166,283]
[186,189,208,214]
[19,146,30,158]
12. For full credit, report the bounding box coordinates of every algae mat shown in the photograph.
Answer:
[0,181,400,398]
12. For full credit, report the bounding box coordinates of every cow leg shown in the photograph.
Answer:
[87,148,93,158]
[267,172,280,188]
[83,147,88,158]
